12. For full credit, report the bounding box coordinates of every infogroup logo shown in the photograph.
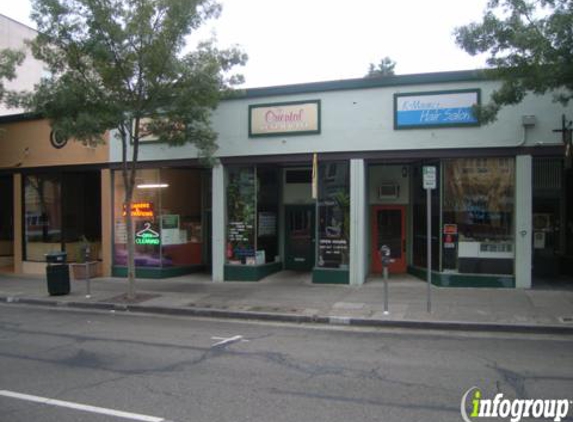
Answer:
[461,387,571,422]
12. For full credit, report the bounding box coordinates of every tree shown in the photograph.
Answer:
[0,49,25,106]
[366,56,396,77]
[23,0,246,299]
[454,0,573,123]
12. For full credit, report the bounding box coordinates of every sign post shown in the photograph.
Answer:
[423,166,436,313]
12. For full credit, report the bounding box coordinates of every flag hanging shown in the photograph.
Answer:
[311,153,318,199]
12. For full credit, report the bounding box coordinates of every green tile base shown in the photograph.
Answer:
[224,261,282,281]
[112,265,204,279]
[312,267,349,284]
[407,266,515,288]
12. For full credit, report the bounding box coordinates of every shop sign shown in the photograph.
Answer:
[443,224,458,249]
[123,202,154,218]
[249,100,321,137]
[135,222,160,245]
[394,89,480,129]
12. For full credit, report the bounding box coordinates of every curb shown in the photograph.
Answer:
[2,295,573,335]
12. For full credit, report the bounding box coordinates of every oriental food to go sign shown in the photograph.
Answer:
[249,100,321,137]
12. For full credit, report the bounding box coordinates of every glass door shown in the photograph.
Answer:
[285,205,315,271]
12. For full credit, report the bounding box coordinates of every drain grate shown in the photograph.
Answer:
[559,316,573,323]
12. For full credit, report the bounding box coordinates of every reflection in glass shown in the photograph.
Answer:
[317,162,350,269]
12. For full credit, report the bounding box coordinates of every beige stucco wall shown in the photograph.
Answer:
[0,118,109,168]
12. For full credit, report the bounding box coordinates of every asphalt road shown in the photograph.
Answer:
[0,305,572,422]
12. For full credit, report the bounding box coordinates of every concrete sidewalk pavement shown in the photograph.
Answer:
[1,270,573,334]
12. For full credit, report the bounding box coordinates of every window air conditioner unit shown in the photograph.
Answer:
[378,182,399,199]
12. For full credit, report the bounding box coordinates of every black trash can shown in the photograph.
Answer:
[45,252,70,296]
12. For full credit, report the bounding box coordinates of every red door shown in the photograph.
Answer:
[371,205,407,274]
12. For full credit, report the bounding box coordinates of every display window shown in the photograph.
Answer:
[226,165,280,265]
[24,172,101,262]
[442,158,515,275]
[113,168,204,269]
[317,161,350,269]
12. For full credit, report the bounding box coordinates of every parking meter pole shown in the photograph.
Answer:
[84,247,91,299]
[426,188,432,313]
[383,266,389,314]
[85,262,91,298]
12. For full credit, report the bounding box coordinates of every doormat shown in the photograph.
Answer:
[100,293,160,304]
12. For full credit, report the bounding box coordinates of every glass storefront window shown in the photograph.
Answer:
[113,168,204,270]
[226,166,256,264]
[317,161,350,269]
[160,169,203,267]
[443,158,515,275]
[0,176,14,258]
[257,166,279,263]
[24,172,101,262]
[412,163,440,271]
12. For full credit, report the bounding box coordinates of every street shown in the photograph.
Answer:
[0,304,572,422]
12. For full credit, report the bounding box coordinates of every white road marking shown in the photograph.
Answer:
[211,335,248,347]
[0,390,166,422]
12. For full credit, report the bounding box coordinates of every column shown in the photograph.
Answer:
[13,174,22,274]
[349,158,367,286]
[515,155,532,289]
[211,161,226,282]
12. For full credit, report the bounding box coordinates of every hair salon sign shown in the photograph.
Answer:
[249,100,321,137]
[394,89,480,129]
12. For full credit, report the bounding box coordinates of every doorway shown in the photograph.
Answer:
[284,205,315,271]
[371,205,407,274]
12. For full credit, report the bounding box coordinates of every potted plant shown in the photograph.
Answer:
[70,236,99,280]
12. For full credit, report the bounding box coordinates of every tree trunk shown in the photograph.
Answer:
[120,121,138,300]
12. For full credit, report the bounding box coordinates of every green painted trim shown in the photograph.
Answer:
[393,89,481,130]
[407,266,515,288]
[248,99,321,138]
[312,267,350,284]
[112,265,204,279]
[224,261,282,281]
[225,70,487,101]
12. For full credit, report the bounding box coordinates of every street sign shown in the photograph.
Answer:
[423,166,437,190]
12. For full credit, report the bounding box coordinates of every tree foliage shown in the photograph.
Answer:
[455,0,573,123]
[0,49,25,105]
[366,56,396,77]
[22,0,246,298]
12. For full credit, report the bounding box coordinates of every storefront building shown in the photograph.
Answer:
[2,70,572,288]
[0,115,112,275]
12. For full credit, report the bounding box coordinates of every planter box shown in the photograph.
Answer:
[70,261,100,280]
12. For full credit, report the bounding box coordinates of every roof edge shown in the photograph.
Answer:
[225,69,488,101]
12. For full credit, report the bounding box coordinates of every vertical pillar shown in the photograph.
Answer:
[515,155,532,289]
[100,169,112,277]
[211,161,226,282]
[13,174,23,274]
[350,159,367,286]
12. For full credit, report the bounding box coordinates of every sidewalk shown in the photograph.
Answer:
[1,270,573,334]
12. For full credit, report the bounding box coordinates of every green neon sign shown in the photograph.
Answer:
[135,222,160,245]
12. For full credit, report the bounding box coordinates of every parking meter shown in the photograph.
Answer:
[380,245,392,268]
[379,245,392,314]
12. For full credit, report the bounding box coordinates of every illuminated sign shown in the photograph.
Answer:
[123,202,154,218]
[135,222,160,245]
[249,100,321,137]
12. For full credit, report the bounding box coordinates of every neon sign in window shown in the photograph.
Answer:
[123,202,154,218]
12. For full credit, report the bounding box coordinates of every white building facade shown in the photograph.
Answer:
[105,71,573,287]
